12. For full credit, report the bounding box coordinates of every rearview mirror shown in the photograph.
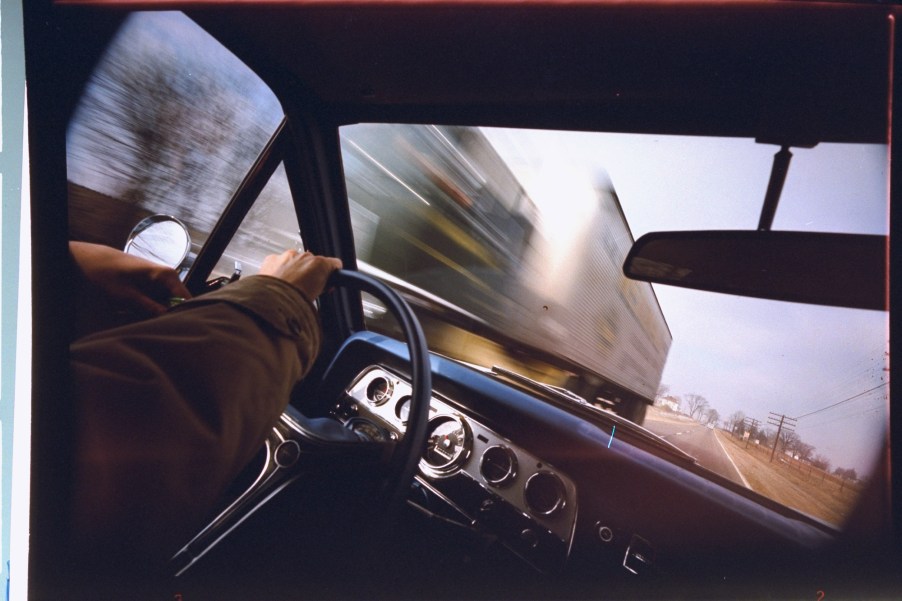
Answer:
[124,215,191,269]
[623,230,887,311]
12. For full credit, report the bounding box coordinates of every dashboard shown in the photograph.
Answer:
[174,331,840,594]
[334,366,579,573]
[306,332,837,585]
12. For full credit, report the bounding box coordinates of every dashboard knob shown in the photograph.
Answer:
[520,528,539,549]
[596,523,614,543]
[274,440,301,468]
[479,499,496,515]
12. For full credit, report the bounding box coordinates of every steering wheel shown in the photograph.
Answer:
[327,269,433,507]
[171,269,432,576]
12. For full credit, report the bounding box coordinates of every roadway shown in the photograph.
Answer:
[643,411,749,488]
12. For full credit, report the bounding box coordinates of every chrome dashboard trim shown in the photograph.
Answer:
[171,435,299,577]
[342,365,579,561]
[524,471,567,517]
[419,413,473,479]
[479,444,519,487]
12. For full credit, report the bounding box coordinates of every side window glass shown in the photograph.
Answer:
[214,163,303,279]
[67,11,284,258]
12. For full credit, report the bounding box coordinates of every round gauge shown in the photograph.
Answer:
[345,417,391,443]
[395,395,412,424]
[366,377,394,405]
[524,471,567,517]
[479,445,518,486]
[421,415,471,476]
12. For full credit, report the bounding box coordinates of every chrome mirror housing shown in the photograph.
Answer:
[124,215,191,269]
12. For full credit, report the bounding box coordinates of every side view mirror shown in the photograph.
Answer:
[124,215,191,270]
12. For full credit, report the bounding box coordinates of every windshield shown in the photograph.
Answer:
[341,123,889,528]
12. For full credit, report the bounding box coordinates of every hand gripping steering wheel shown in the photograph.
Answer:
[171,269,431,576]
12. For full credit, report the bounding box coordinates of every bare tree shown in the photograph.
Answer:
[728,411,746,432]
[790,441,815,462]
[683,394,708,421]
[834,467,858,481]
[812,454,831,472]
[777,429,800,454]
[67,13,281,229]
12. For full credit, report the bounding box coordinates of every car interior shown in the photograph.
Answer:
[22,1,899,599]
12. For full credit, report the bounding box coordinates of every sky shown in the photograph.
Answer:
[482,128,889,477]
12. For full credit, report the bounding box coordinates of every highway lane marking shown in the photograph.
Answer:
[712,430,751,489]
[657,430,690,440]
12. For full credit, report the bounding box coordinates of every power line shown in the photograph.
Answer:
[796,406,885,430]
[789,355,888,415]
[794,383,888,420]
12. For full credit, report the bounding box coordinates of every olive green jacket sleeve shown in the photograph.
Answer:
[69,275,321,561]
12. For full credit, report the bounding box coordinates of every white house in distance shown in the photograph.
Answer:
[655,394,681,413]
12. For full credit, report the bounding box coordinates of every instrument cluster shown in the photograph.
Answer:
[338,366,578,571]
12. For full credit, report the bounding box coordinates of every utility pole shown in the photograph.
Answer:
[768,412,797,463]
[742,417,760,449]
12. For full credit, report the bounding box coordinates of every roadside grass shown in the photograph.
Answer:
[714,429,862,527]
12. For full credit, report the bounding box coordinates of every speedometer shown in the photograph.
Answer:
[395,395,411,424]
[366,376,393,405]
[421,415,471,477]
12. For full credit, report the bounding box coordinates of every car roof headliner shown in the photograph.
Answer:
[60,1,893,144]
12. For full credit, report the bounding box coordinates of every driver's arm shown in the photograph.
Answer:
[69,250,341,570]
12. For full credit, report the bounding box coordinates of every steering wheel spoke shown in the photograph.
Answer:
[277,407,394,471]
[171,269,431,577]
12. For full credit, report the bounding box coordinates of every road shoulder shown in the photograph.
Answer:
[712,429,751,489]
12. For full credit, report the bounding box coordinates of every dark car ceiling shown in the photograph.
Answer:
[173,1,894,145]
